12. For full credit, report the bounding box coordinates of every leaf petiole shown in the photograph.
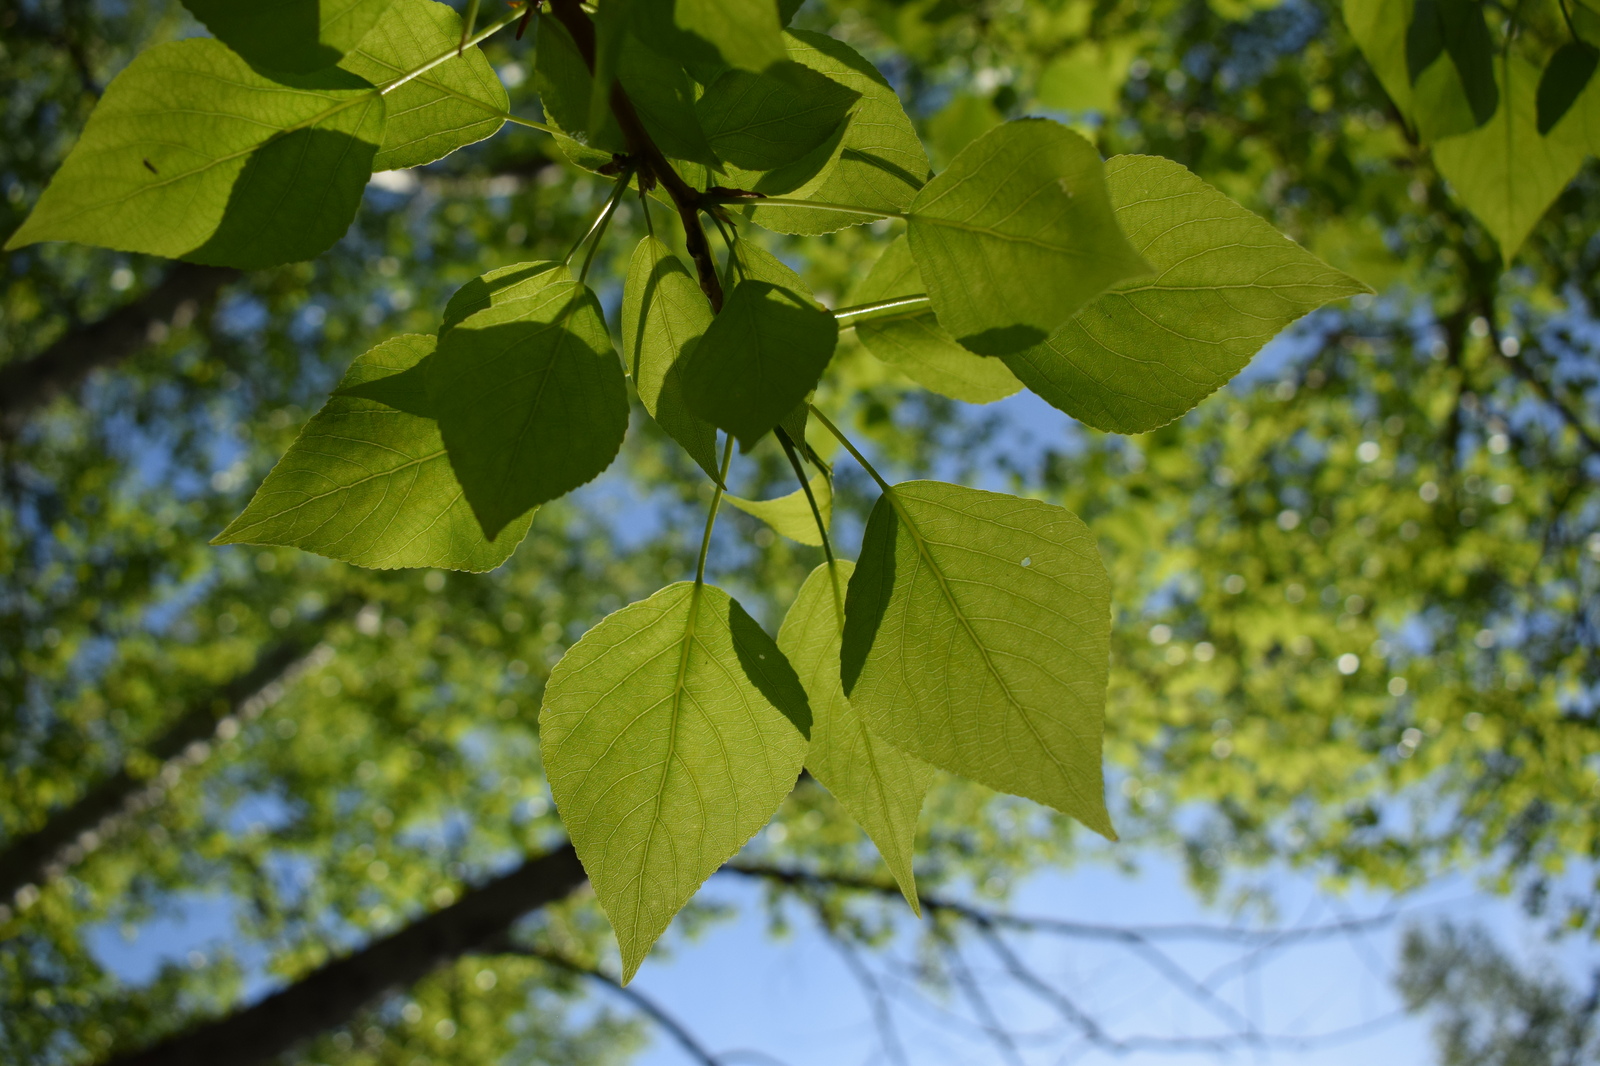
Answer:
[776,428,842,625]
[712,195,906,221]
[807,404,894,497]
[568,168,635,280]
[695,436,736,586]
[832,294,931,329]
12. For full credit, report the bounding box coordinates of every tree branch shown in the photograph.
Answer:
[0,597,359,906]
[99,843,587,1066]
[0,263,238,436]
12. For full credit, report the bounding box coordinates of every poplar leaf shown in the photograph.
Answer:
[906,119,1150,355]
[339,0,508,170]
[5,40,384,268]
[697,62,860,171]
[431,263,629,539]
[682,280,838,449]
[536,16,627,154]
[635,0,788,73]
[1002,156,1369,434]
[622,237,721,482]
[841,481,1114,837]
[1434,54,1590,261]
[725,474,832,545]
[743,30,931,235]
[215,335,532,570]
[850,236,1022,404]
[182,0,395,74]
[541,582,810,983]
[780,561,931,912]
[618,34,719,166]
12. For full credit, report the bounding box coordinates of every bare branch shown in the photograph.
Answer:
[942,940,1027,1066]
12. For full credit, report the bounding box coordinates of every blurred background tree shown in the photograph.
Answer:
[2,0,1596,1064]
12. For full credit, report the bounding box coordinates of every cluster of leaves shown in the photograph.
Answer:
[7,0,1378,981]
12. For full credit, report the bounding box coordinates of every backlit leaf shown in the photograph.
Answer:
[541,581,810,982]
[697,61,859,171]
[725,473,832,545]
[906,119,1149,355]
[1002,155,1369,434]
[431,263,629,539]
[1537,41,1600,135]
[339,0,508,170]
[682,280,838,449]
[536,15,627,155]
[182,0,394,74]
[214,335,532,571]
[635,0,788,73]
[618,33,719,166]
[779,561,931,911]
[622,236,721,481]
[849,236,1022,404]
[841,481,1114,836]
[5,40,384,268]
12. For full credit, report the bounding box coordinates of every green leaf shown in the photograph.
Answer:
[723,240,811,294]
[1345,0,1477,142]
[182,0,395,74]
[622,236,722,481]
[536,15,627,155]
[339,0,508,171]
[214,335,532,571]
[1035,41,1135,114]
[1431,0,1498,127]
[697,62,860,171]
[634,0,788,73]
[840,480,1114,836]
[1537,41,1600,135]
[779,561,931,912]
[742,30,931,235]
[5,40,384,268]
[682,280,839,449]
[617,33,720,166]
[541,581,810,982]
[849,236,1021,404]
[1002,155,1369,434]
[1434,53,1590,262]
[906,118,1149,355]
[431,263,629,539]
[725,473,832,545]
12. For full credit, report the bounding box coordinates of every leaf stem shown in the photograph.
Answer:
[713,195,906,221]
[777,428,843,626]
[459,0,481,54]
[379,8,523,95]
[499,113,560,135]
[695,436,736,586]
[808,404,894,497]
[832,294,931,328]
[571,168,634,282]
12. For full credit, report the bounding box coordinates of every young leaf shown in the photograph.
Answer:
[633,0,788,74]
[1002,155,1369,434]
[840,481,1114,837]
[697,62,860,171]
[536,15,627,154]
[742,30,931,234]
[780,561,931,912]
[1537,41,1600,135]
[431,263,629,539]
[214,335,532,571]
[4,40,384,268]
[906,118,1149,355]
[725,473,832,546]
[681,280,839,449]
[1434,53,1590,262]
[182,0,395,74]
[849,236,1022,404]
[339,0,508,171]
[541,581,810,982]
[622,236,722,481]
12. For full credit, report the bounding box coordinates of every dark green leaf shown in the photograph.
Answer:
[535,15,627,154]
[215,335,533,571]
[1537,41,1600,135]
[1437,0,1498,126]
[339,0,508,170]
[906,118,1149,355]
[182,0,394,73]
[431,263,629,539]
[697,61,859,171]
[618,33,719,166]
[5,40,383,268]
[633,0,788,73]
[682,280,838,449]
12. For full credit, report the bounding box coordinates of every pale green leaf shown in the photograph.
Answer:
[182,0,395,73]
[743,30,931,235]
[725,473,832,546]
[1002,155,1369,434]
[723,240,812,295]
[1035,41,1135,114]
[1434,53,1590,261]
[682,280,838,449]
[780,561,931,911]
[622,236,721,481]
[541,581,810,982]
[849,236,1022,405]
[339,0,507,171]
[697,61,859,171]
[214,335,532,571]
[1343,0,1489,143]
[636,0,787,73]
[431,263,629,539]
[5,40,384,268]
[840,481,1114,836]
[906,118,1150,355]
